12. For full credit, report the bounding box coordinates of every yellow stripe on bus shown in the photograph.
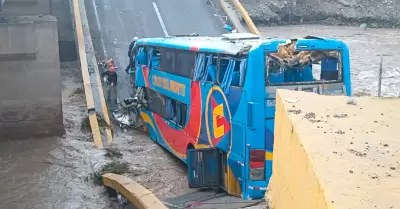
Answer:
[265,151,273,161]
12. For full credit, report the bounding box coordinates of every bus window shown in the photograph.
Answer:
[193,54,218,83]
[175,101,187,127]
[206,55,218,82]
[145,88,188,127]
[218,56,247,90]
[160,49,195,78]
[148,48,161,68]
[160,49,176,73]
[145,88,167,118]
[265,48,342,85]
[176,50,195,78]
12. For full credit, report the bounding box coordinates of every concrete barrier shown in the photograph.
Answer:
[71,0,103,148]
[227,0,260,36]
[102,173,168,209]
[267,89,400,209]
[74,0,113,144]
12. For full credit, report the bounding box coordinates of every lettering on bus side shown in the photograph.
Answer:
[151,75,186,96]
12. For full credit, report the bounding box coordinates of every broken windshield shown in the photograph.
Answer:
[265,40,342,86]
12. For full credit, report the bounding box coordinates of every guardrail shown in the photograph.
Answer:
[229,0,260,36]
[72,0,113,148]
[102,173,168,209]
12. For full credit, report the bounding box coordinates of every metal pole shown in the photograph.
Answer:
[378,55,383,97]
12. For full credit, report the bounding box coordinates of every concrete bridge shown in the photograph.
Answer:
[0,0,77,139]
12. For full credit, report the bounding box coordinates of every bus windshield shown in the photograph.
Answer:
[265,41,342,86]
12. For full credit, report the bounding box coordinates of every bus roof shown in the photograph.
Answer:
[136,33,346,56]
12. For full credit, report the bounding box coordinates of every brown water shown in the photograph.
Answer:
[0,66,111,209]
[0,65,189,209]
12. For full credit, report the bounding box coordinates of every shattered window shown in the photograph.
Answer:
[265,40,342,85]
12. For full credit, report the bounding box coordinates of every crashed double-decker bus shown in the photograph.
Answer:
[128,33,351,199]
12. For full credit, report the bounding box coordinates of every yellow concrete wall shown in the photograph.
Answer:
[102,173,167,209]
[267,89,400,209]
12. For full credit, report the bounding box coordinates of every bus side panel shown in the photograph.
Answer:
[140,110,158,143]
[244,48,268,199]
[197,82,214,147]
[149,82,203,161]
[227,122,246,196]
[148,70,191,104]
[211,87,242,152]
[135,65,147,87]
[341,43,352,96]
[265,119,274,184]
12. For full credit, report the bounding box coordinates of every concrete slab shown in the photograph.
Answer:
[51,0,77,62]
[267,89,400,209]
[0,15,64,139]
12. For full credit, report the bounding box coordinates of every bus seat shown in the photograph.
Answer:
[300,66,314,82]
[207,65,217,82]
[166,99,175,120]
[284,69,297,82]
[219,67,227,83]
[231,71,240,86]
[268,70,285,84]
[321,58,338,80]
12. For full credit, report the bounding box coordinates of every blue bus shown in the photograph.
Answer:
[130,33,351,199]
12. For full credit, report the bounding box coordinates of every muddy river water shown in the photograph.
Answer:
[0,26,399,209]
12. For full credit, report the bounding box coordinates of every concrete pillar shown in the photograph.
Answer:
[0,0,4,12]
[0,16,64,139]
[50,0,77,62]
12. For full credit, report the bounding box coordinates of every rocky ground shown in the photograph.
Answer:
[240,0,400,28]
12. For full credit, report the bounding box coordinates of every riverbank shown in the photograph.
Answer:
[240,0,400,28]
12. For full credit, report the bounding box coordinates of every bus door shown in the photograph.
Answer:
[187,148,223,189]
